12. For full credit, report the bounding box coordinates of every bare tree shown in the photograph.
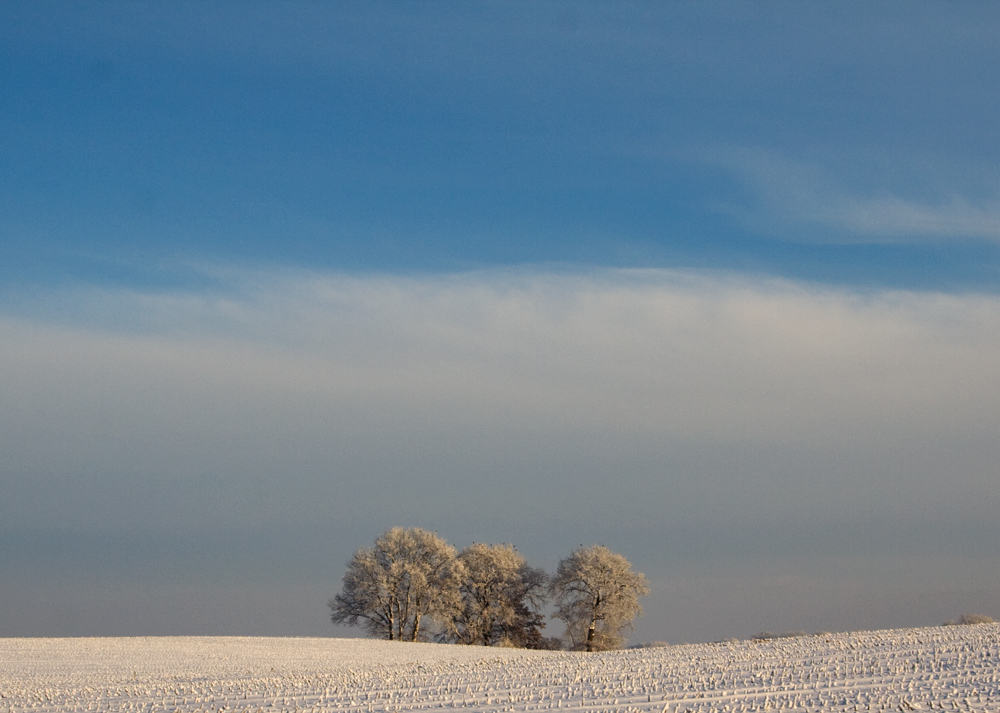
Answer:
[449,543,548,647]
[944,613,995,626]
[329,527,463,641]
[550,545,649,651]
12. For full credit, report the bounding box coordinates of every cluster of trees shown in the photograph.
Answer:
[329,527,648,651]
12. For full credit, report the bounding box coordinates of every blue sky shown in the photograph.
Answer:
[2,2,999,643]
[5,2,1000,288]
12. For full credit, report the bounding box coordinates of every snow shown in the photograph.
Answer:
[2,625,998,712]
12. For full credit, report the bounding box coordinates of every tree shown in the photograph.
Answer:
[944,613,995,626]
[550,545,649,651]
[329,527,463,641]
[449,543,549,647]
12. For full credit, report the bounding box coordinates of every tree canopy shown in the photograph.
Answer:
[550,545,649,651]
[451,543,548,647]
[329,527,463,641]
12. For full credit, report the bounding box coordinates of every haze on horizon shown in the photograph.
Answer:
[1,2,999,645]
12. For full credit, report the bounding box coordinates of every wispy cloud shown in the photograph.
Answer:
[714,148,1000,243]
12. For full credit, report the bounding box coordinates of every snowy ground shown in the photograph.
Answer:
[1,625,998,712]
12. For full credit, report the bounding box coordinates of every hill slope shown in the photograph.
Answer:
[2,625,998,712]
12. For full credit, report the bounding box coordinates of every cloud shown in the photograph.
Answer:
[2,267,998,528]
[3,266,1000,638]
[713,148,1000,243]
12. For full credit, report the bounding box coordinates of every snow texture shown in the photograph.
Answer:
[1,624,998,712]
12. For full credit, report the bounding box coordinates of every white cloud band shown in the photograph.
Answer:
[2,268,998,534]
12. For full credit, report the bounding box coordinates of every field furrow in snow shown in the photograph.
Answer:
[1,625,998,712]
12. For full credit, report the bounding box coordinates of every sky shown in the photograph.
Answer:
[1,1,999,644]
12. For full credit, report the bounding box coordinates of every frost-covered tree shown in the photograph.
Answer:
[550,545,649,651]
[449,543,548,647]
[329,527,463,641]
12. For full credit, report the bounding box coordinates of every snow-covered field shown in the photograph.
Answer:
[2,625,998,712]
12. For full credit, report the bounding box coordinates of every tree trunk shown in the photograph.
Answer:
[411,613,421,642]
